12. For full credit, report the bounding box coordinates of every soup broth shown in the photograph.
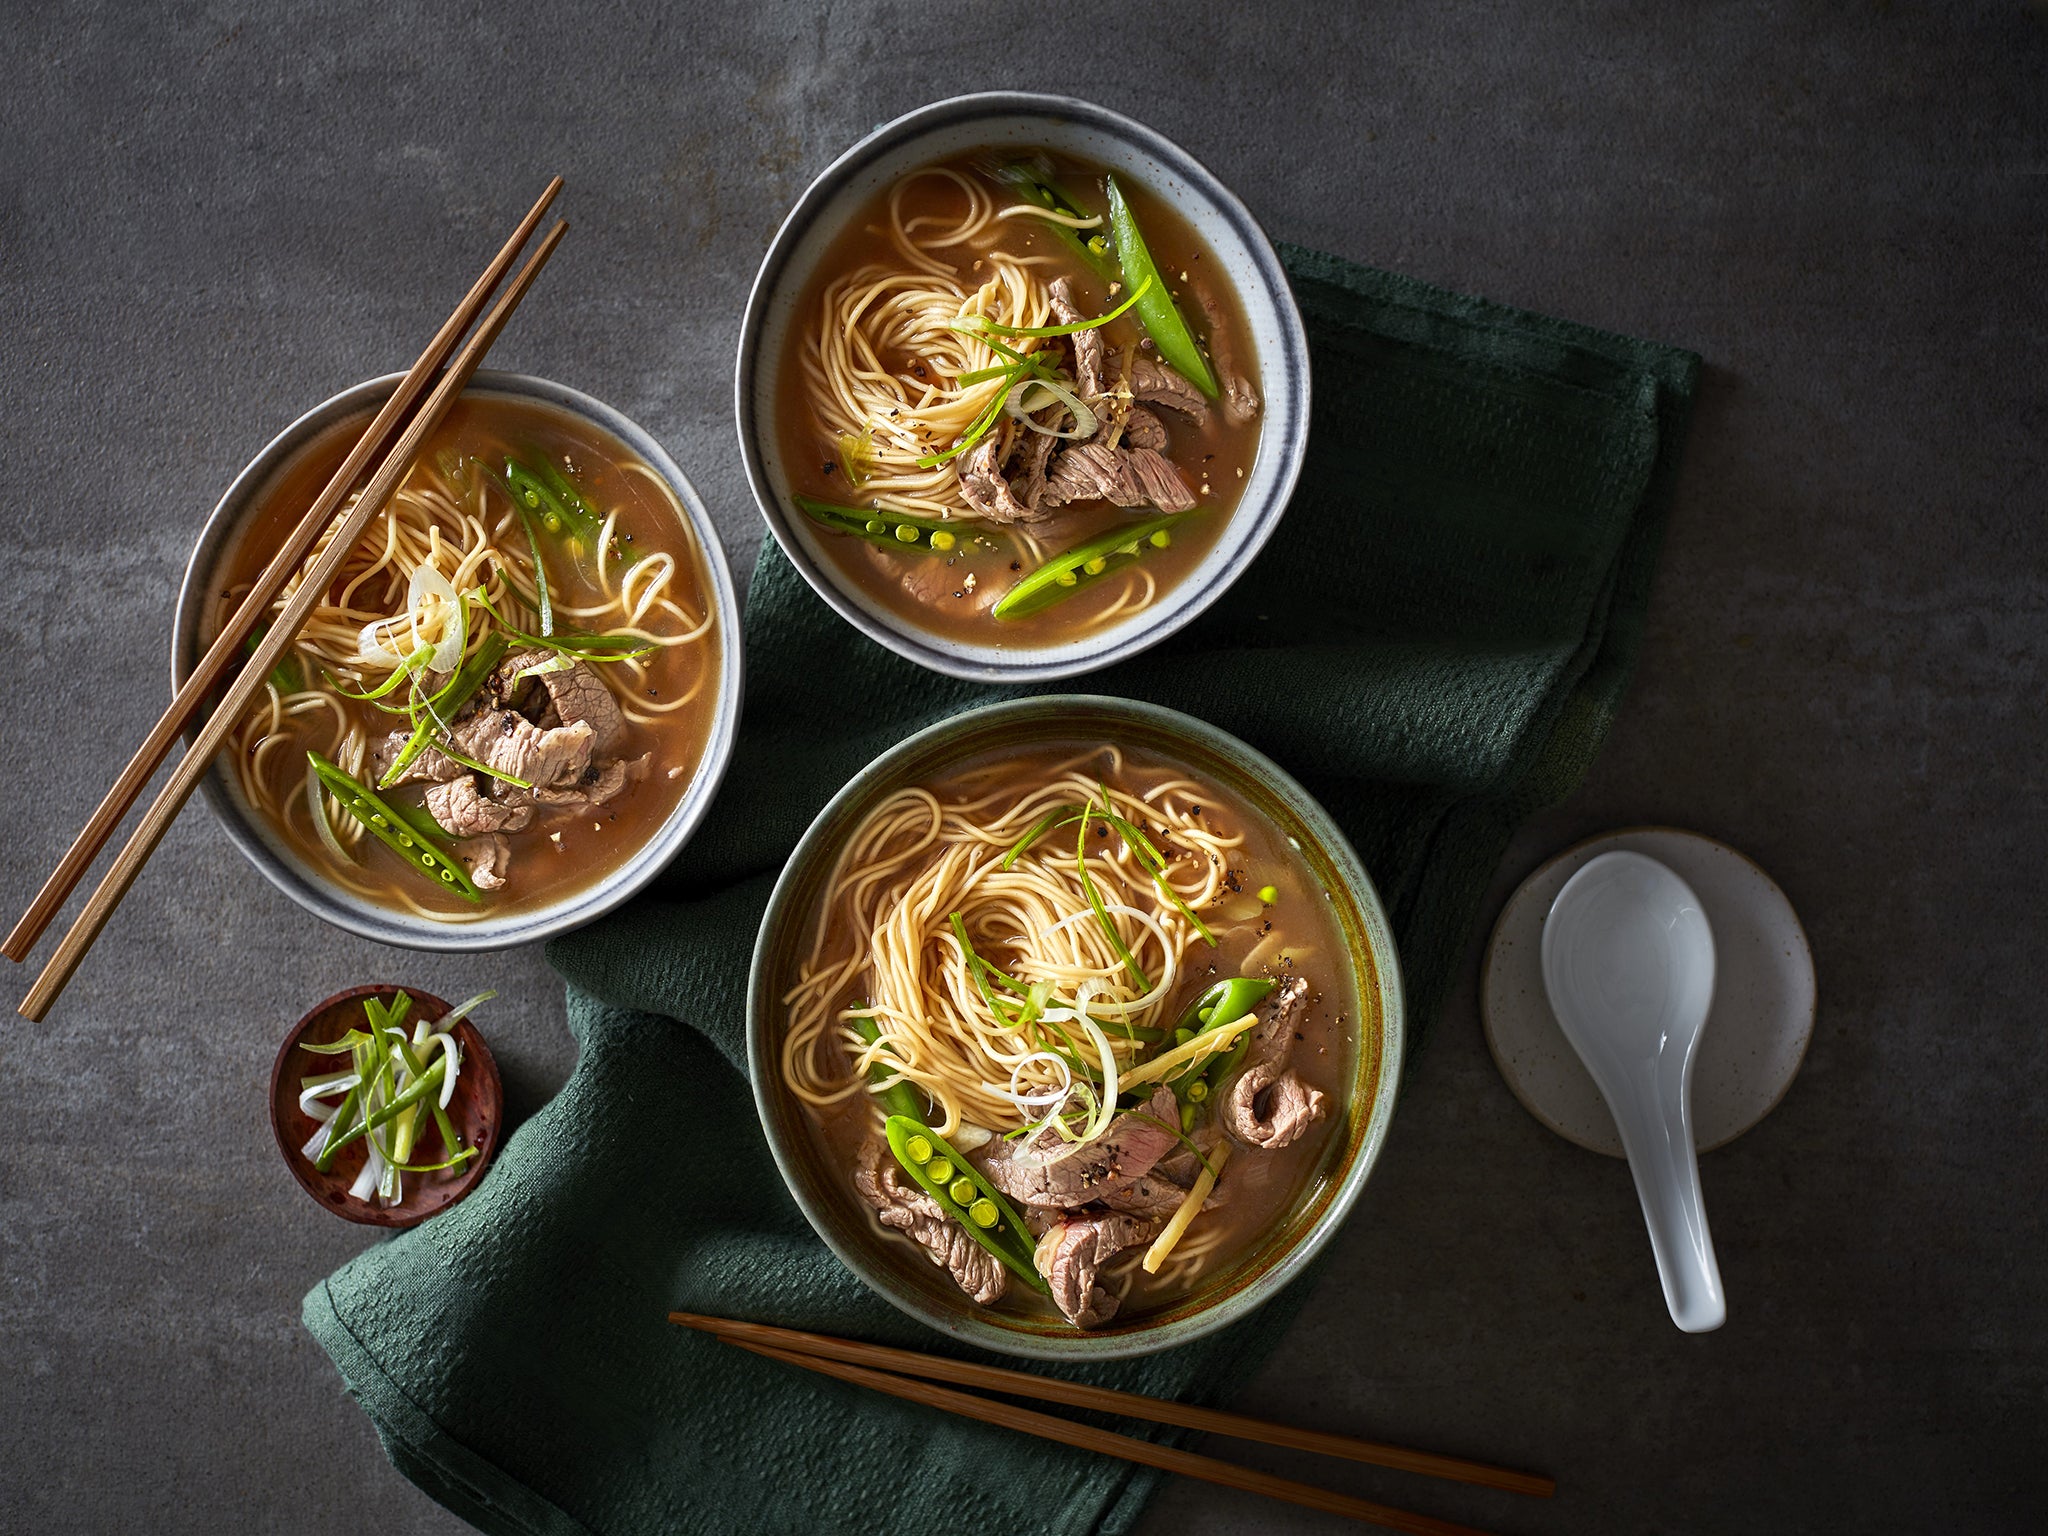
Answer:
[205,394,722,921]
[776,151,1264,648]
[780,741,1353,1330]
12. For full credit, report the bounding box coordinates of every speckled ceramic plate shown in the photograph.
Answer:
[734,92,1311,683]
[746,696,1402,1360]
[170,371,744,952]
[1483,828,1815,1157]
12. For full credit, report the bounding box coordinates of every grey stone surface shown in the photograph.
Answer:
[2,2,2043,1532]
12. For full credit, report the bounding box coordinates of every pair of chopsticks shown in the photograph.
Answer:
[668,1313,1552,1535]
[4,178,569,1020]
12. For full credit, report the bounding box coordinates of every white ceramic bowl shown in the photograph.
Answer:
[170,371,743,951]
[735,92,1311,683]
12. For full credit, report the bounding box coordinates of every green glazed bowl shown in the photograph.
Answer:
[746,696,1404,1360]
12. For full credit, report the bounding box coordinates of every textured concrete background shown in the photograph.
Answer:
[3,3,2044,1532]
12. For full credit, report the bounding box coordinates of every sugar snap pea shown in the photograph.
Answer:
[851,1009,926,1121]
[992,510,1194,621]
[1105,174,1220,399]
[1165,976,1276,1092]
[309,752,484,904]
[795,496,967,555]
[885,1115,1048,1292]
[983,160,1119,283]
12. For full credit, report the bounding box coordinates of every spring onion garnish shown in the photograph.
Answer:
[850,1008,926,1121]
[297,989,492,1205]
[950,274,1152,340]
[467,590,655,660]
[243,626,304,694]
[1089,785,1216,945]
[1003,376,1097,440]
[1105,174,1219,398]
[377,632,510,787]
[309,753,484,903]
[1001,803,1083,870]
[1077,801,1149,993]
[913,366,1023,470]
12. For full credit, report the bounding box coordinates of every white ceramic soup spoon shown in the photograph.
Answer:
[1541,850,1726,1333]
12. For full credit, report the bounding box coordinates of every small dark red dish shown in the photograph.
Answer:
[269,984,505,1228]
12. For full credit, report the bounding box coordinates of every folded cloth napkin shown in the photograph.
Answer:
[305,245,1699,1536]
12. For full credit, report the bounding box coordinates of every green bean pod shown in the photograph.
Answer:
[992,510,1195,621]
[308,753,485,905]
[851,1009,926,1122]
[885,1115,1048,1292]
[1104,174,1220,399]
[795,496,969,555]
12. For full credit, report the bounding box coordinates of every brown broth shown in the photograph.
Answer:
[776,152,1263,649]
[789,742,1353,1326]
[203,394,723,920]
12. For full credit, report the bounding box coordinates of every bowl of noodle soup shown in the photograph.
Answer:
[736,93,1310,682]
[172,371,741,950]
[748,697,1402,1359]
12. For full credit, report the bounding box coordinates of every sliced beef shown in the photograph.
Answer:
[1220,975,1328,1151]
[1197,288,1262,427]
[1153,1124,1225,1189]
[1048,278,1105,402]
[1131,356,1210,426]
[486,648,555,722]
[1125,447,1198,513]
[538,659,624,753]
[454,832,512,891]
[425,775,532,837]
[978,1084,1179,1208]
[449,711,596,791]
[372,731,465,787]
[1043,441,1196,514]
[855,1138,1007,1306]
[1098,1173,1193,1222]
[1034,1211,1160,1329]
[1044,441,1136,507]
[958,435,1033,523]
[1015,426,1059,514]
[1123,406,1168,452]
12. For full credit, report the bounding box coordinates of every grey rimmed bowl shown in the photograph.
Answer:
[735,92,1311,684]
[170,371,743,952]
[746,697,1403,1360]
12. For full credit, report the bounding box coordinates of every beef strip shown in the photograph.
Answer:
[855,1138,1007,1306]
[1042,441,1196,514]
[1153,1123,1225,1189]
[454,832,512,891]
[1219,974,1327,1151]
[1131,356,1210,425]
[538,659,624,752]
[1197,288,1262,427]
[425,775,532,837]
[1097,1173,1194,1221]
[977,1084,1179,1208]
[1048,278,1106,402]
[958,434,1034,523]
[1033,1211,1160,1329]
[449,711,596,790]
[1015,425,1060,513]
[1123,406,1168,452]
[1125,447,1198,513]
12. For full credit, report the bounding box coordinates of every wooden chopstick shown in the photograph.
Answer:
[15,216,568,1022]
[722,1338,1502,1536]
[667,1311,1551,1498]
[1,177,562,968]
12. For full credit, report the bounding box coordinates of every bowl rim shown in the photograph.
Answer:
[734,90,1311,684]
[266,983,504,1228]
[745,695,1405,1360]
[170,369,745,952]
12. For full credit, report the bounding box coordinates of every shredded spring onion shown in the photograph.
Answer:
[295,989,494,1206]
[1004,375,1098,440]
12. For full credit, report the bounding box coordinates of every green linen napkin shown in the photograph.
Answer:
[304,246,1699,1536]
